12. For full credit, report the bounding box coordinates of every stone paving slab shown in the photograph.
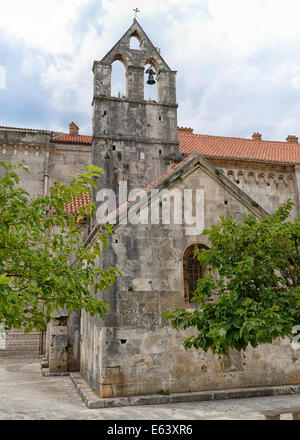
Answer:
[1,356,300,420]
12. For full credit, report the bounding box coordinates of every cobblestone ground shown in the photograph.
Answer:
[0,356,299,420]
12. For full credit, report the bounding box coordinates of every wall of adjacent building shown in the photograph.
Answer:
[0,128,91,357]
[211,158,298,217]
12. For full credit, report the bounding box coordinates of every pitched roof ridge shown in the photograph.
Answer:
[0,125,52,133]
[179,131,299,145]
[53,132,92,137]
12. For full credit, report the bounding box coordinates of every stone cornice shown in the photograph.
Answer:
[208,156,297,168]
[92,95,178,108]
[0,142,54,152]
[92,135,179,146]
[0,142,91,154]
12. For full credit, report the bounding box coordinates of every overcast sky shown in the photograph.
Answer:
[1,0,300,141]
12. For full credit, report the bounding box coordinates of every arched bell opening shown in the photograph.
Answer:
[130,35,141,50]
[183,244,209,306]
[144,62,158,102]
[129,30,142,49]
[111,58,127,98]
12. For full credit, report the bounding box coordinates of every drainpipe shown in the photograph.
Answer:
[294,165,300,217]
[43,149,50,197]
[40,148,50,355]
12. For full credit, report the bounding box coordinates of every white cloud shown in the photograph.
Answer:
[291,67,300,90]
[0,0,86,53]
[2,0,300,139]
[0,65,5,90]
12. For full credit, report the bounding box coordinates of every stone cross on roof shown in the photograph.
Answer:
[133,8,140,19]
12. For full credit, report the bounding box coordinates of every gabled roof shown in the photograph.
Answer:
[84,153,269,249]
[178,130,300,164]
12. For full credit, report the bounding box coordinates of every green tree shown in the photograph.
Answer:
[0,162,120,332]
[165,200,300,355]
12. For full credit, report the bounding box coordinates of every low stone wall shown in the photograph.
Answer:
[0,328,41,356]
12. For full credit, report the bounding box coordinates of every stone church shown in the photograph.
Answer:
[1,19,300,398]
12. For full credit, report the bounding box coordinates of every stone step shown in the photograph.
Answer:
[40,361,49,368]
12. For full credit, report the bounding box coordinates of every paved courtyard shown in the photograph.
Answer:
[0,356,299,420]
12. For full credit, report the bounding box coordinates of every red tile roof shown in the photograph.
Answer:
[64,193,91,217]
[51,134,92,144]
[2,124,300,164]
[178,132,300,164]
[50,128,300,164]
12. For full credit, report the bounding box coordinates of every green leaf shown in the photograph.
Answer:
[0,276,12,284]
[166,200,300,354]
[0,161,117,331]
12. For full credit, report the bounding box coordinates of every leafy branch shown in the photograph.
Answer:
[0,162,120,332]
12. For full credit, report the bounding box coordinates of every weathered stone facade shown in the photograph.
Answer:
[211,158,298,218]
[81,156,300,397]
[0,125,91,358]
[0,128,91,196]
[79,20,300,397]
[0,327,41,357]
[1,18,300,397]
[91,19,180,216]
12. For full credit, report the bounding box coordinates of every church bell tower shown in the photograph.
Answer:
[92,19,179,209]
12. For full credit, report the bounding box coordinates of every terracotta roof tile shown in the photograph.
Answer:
[51,134,92,144]
[64,193,91,216]
[3,123,300,164]
[49,129,300,164]
[178,132,300,164]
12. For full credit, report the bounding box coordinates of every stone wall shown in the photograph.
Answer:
[0,130,92,195]
[91,18,180,221]
[80,163,300,397]
[0,328,41,357]
[211,158,298,216]
[0,127,91,357]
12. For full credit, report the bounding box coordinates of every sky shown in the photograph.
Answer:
[1,0,300,141]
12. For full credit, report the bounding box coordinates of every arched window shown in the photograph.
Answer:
[144,63,157,102]
[111,60,126,98]
[287,176,294,193]
[183,244,209,305]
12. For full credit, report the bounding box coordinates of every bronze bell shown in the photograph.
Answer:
[146,67,156,85]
